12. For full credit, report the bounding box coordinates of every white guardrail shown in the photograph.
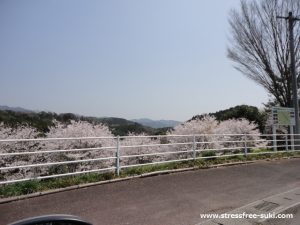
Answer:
[0,133,299,184]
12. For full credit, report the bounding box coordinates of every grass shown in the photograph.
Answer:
[1,150,300,198]
[0,172,115,198]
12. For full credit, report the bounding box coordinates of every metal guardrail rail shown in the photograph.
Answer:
[0,133,299,184]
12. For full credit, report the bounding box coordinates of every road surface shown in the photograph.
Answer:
[1,158,300,225]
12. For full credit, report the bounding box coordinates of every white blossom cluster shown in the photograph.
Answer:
[0,116,264,181]
[0,121,115,180]
[0,123,40,181]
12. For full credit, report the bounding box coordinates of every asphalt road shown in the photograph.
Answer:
[1,158,300,225]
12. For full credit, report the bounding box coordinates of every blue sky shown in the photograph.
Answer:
[0,0,269,121]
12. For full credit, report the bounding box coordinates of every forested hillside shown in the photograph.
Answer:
[189,105,267,132]
[0,110,168,136]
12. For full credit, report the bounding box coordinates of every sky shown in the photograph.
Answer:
[0,0,269,121]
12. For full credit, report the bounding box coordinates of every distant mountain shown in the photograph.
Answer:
[0,105,34,113]
[132,118,181,128]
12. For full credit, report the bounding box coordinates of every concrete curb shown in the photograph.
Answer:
[1,156,298,204]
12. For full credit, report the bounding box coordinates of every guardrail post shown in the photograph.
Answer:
[290,126,295,151]
[244,139,248,157]
[285,134,288,151]
[116,136,120,176]
[193,135,196,160]
[272,125,277,151]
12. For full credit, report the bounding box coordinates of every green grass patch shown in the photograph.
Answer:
[250,148,272,153]
[0,172,115,198]
[120,161,195,177]
[1,151,300,198]
[0,180,40,197]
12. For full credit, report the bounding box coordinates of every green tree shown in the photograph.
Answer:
[190,105,267,132]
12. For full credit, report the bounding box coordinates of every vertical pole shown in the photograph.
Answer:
[272,125,277,151]
[193,135,196,160]
[290,125,295,151]
[116,136,120,176]
[288,12,300,138]
[244,138,248,157]
[285,134,288,151]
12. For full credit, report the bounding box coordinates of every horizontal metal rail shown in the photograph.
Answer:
[0,146,116,157]
[0,156,117,170]
[121,133,281,138]
[120,157,194,169]
[0,136,116,143]
[120,142,193,148]
[195,146,249,152]
[120,149,194,158]
[195,139,265,144]
[1,138,297,157]
[2,133,296,143]
[0,138,268,156]
[0,167,116,185]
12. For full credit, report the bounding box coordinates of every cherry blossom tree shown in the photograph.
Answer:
[41,120,115,175]
[215,118,265,151]
[0,123,40,181]
[168,116,264,155]
[45,120,114,151]
[168,116,220,151]
[120,133,161,165]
